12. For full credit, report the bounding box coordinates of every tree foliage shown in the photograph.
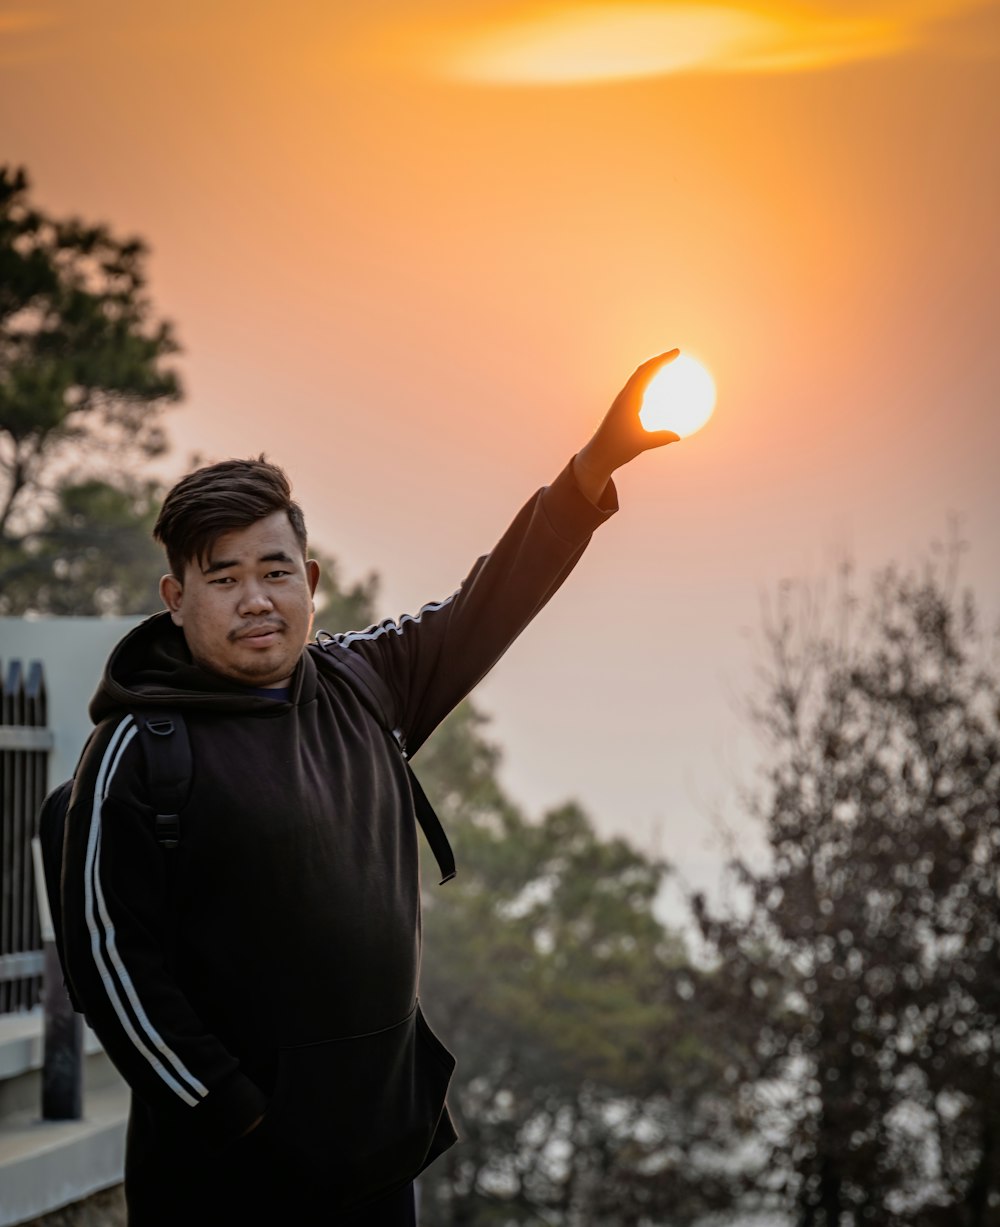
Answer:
[0,475,166,616]
[310,547,380,638]
[0,165,181,610]
[414,707,742,1226]
[694,551,1000,1225]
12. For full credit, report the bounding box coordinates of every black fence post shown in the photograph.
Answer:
[42,938,83,1120]
[31,834,84,1121]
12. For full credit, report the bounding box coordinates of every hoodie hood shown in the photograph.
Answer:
[89,611,317,723]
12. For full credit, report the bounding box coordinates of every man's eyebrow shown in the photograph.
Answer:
[201,558,238,575]
[201,551,296,575]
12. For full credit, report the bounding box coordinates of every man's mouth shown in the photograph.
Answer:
[232,623,285,645]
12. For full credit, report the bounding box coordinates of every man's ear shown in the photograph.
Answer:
[160,574,184,625]
[306,558,320,599]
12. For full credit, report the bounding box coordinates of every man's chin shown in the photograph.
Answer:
[196,652,299,690]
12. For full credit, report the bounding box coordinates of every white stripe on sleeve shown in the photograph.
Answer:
[84,715,208,1106]
[337,593,457,646]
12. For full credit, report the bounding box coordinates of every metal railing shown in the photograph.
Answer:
[0,658,52,1015]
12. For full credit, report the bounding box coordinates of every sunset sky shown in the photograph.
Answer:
[3,1,998,910]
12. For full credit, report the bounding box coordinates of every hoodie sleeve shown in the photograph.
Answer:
[331,457,617,756]
[60,715,267,1150]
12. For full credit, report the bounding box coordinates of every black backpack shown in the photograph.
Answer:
[37,709,193,1012]
[37,637,455,1012]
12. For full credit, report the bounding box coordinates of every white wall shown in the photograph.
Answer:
[0,618,143,788]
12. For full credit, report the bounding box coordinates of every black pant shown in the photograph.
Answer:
[338,1182,416,1226]
[127,1164,416,1226]
[125,1104,419,1226]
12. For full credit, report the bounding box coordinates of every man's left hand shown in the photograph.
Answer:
[573,349,681,502]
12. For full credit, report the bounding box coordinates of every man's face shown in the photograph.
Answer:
[159,511,320,689]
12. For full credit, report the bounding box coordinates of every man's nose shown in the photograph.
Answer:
[239,583,274,615]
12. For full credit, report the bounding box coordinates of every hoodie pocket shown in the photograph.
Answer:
[263,1001,456,1208]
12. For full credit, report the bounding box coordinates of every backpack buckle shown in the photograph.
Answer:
[155,813,180,850]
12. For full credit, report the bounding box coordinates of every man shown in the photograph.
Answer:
[61,351,681,1225]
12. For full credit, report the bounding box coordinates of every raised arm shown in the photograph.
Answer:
[330,351,682,754]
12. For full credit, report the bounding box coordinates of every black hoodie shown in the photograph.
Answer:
[61,460,616,1217]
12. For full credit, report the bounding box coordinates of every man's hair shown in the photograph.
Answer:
[154,456,308,580]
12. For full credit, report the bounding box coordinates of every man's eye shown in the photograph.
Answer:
[209,576,235,585]
[266,570,292,579]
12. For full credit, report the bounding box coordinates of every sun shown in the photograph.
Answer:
[639,354,716,438]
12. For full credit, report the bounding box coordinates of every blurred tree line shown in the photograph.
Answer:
[0,165,178,614]
[413,546,1000,1226]
[4,167,999,1225]
[693,557,1000,1226]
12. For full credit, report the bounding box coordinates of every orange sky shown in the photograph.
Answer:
[3,1,998,908]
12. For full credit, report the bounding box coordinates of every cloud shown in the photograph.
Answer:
[373,1,993,85]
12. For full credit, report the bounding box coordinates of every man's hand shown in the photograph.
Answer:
[573,349,681,503]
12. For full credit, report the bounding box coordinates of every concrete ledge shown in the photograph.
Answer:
[0,1013,104,1083]
[0,1082,129,1227]
[0,1014,128,1227]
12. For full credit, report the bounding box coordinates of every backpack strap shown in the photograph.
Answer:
[312,633,456,885]
[130,710,192,851]
[403,764,456,886]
